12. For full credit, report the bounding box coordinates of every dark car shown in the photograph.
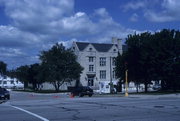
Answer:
[0,87,10,100]
[68,86,93,97]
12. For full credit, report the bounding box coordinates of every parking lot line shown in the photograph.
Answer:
[10,105,49,121]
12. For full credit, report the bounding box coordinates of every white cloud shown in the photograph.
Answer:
[129,13,139,22]
[94,8,109,18]
[0,25,40,47]
[123,1,147,11]
[123,0,180,22]
[0,47,24,57]
[2,0,74,33]
[144,0,180,22]
[0,0,140,68]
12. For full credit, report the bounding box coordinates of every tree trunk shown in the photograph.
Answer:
[53,81,60,92]
[161,80,166,91]
[32,83,37,91]
[117,80,122,92]
[144,81,148,93]
[136,83,139,93]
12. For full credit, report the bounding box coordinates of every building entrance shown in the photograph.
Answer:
[87,75,95,86]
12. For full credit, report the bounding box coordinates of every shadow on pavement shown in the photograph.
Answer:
[0,100,7,104]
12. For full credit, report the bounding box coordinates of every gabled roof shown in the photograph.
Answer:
[76,42,115,52]
[76,42,89,51]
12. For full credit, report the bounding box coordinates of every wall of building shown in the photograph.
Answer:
[73,39,122,93]
[0,76,24,89]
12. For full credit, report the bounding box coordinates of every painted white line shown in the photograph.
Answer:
[10,105,49,121]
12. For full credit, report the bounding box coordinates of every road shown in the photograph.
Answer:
[0,91,180,121]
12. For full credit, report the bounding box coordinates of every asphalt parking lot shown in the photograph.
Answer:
[0,91,180,121]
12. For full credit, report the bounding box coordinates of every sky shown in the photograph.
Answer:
[0,0,180,69]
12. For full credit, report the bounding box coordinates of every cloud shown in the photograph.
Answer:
[0,25,41,47]
[0,0,139,69]
[124,0,180,22]
[129,13,139,22]
[144,0,180,22]
[123,1,147,11]
[3,0,74,33]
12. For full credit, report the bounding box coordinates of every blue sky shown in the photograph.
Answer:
[0,0,180,69]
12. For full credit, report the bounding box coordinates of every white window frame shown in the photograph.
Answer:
[112,57,116,66]
[89,57,94,62]
[100,70,106,79]
[89,65,94,72]
[100,57,106,66]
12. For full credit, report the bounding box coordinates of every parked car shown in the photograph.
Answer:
[68,86,93,97]
[0,87,10,100]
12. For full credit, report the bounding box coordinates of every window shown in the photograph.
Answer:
[0,81,2,84]
[89,48,92,51]
[112,57,116,66]
[100,70,106,79]
[3,81,7,84]
[89,65,94,72]
[113,49,116,52]
[100,57,106,66]
[89,57,94,62]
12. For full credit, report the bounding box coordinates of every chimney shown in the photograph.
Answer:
[112,37,122,54]
[112,37,117,44]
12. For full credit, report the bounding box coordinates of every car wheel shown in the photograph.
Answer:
[7,95,10,100]
[79,93,84,97]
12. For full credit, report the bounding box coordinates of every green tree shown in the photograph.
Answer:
[0,61,7,76]
[14,65,30,88]
[8,64,44,90]
[117,29,180,92]
[151,29,180,91]
[115,52,127,92]
[125,33,153,92]
[28,63,44,90]
[39,43,83,92]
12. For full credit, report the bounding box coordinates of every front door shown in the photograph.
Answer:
[88,77,94,86]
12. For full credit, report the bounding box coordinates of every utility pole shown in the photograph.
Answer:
[125,62,128,97]
[110,56,113,94]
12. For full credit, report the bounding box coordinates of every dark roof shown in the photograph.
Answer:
[76,42,114,52]
[76,42,89,51]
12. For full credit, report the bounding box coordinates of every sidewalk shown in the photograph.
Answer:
[128,93,180,99]
[11,90,180,99]
[94,92,180,99]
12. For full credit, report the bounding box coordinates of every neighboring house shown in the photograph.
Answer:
[72,38,123,93]
[0,75,24,89]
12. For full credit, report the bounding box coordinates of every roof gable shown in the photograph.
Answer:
[76,42,89,51]
[92,43,114,52]
[76,42,114,52]
[108,44,118,52]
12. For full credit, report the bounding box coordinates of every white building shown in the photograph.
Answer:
[0,75,24,89]
[72,38,122,93]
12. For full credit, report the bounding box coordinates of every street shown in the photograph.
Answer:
[0,91,180,121]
